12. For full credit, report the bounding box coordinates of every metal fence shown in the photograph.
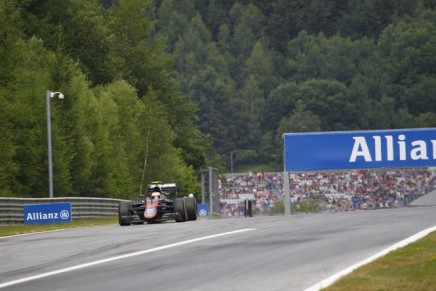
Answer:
[0,197,126,225]
[201,167,220,217]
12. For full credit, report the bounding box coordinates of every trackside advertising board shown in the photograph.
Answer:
[197,203,209,217]
[24,202,72,224]
[283,128,436,171]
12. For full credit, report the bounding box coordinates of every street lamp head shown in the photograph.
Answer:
[50,91,64,99]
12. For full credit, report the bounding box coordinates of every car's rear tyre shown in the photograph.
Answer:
[174,198,187,222]
[119,201,131,226]
[185,197,197,221]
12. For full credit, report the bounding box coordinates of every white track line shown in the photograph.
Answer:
[0,228,255,289]
[305,226,436,291]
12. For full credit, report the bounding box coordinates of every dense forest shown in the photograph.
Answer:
[1,0,435,198]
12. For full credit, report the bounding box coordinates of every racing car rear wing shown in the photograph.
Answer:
[147,183,178,197]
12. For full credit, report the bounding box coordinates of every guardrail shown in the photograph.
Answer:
[0,197,127,225]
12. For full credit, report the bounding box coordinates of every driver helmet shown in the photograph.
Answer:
[151,186,161,198]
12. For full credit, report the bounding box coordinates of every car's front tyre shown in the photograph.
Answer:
[118,201,132,226]
[174,198,187,222]
[185,197,197,221]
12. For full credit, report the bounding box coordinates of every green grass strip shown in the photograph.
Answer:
[0,217,118,237]
[325,231,436,291]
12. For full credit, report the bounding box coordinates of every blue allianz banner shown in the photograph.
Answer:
[283,128,436,171]
[24,202,72,224]
[197,203,209,217]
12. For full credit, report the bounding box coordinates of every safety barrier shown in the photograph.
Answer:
[0,197,126,225]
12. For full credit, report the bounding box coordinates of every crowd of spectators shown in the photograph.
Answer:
[219,168,436,215]
[220,171,282,216]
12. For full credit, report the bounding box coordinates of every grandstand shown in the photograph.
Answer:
[220,168,436,216]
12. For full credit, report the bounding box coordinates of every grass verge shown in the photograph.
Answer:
[324,231,436,290]
[0,217,118,237]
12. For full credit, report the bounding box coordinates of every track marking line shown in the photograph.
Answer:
[305,226,436,291]
[0,228,255,289]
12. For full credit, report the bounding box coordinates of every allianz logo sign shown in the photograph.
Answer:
[283,128,436,171]
[350,134,436,162]
[24,202,72,224]
[26,210,70,221]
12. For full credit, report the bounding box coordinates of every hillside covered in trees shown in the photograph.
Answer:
[1,0,435,198]
[154,0,436,170]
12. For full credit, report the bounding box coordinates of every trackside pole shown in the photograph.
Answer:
[201,173,205,204]
[283,171,291,215]
[209,168,213,218]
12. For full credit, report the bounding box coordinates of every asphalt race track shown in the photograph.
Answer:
[1,207,435,291]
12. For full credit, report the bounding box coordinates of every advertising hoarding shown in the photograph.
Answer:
[283,128,436,171]
[24,202,72,224]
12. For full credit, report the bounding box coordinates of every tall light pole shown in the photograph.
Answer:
[46,90,64,198]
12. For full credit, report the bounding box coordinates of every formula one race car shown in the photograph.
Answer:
[118,182,197,225]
